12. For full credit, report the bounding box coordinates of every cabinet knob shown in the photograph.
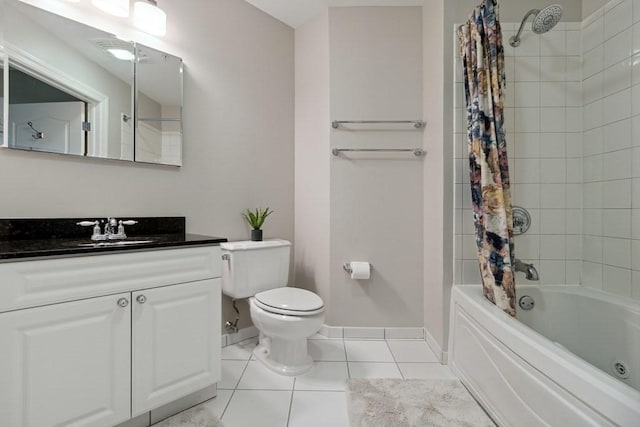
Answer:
[117,298,129,308]
[136,295,147,304]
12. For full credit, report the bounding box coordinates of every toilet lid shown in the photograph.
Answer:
[255,287,324,314]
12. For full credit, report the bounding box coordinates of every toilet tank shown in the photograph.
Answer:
[221,239,291,299]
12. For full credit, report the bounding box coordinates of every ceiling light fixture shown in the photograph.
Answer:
[134,0,166,37]
[92,0,130,17]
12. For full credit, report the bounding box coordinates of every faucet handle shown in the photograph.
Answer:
[121,220,138,226]
[77,220,98,227]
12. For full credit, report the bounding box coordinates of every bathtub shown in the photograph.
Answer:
[448,285,640,426]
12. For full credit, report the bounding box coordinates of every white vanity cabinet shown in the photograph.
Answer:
[0,245,222,427]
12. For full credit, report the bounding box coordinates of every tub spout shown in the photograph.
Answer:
[514,258,539,281]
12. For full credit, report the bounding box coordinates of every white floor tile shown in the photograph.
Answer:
[221,338,257,360]
[288,391,349,427]
[221,390,291,427]
[294,362,349,391]
[202,389,233,419]
[387,340,439,363]
[309,333,329,340]
[398,363,457,380]
[344,340,395,362]
[219,360,248,389]
[237,360,295,390]
[308,339,346,361]
[348,362,403,379]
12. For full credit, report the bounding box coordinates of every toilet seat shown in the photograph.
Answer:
[254,287,324,316]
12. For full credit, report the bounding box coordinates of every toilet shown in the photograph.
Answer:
[220,239,325,376]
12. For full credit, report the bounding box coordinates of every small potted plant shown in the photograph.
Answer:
[242,207,274,241]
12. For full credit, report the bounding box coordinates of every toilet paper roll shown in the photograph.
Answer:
[350,262,371,280]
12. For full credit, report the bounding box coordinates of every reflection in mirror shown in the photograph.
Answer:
[135,45,183,166]
[3,0,134,160]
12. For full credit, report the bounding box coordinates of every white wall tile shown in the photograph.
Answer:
[582,261,603,289]
[512,183,541,209]
[540,235,566,259]
[566,82,582,106]
[633,54,640,84]
[540,57,566,81]
[583,100,604,130]
[633,83,640,115]
[514,133,540,158]
[566,56,582,81]
[540,107,566,132]
[634,178,640,206]
[602,209,632,238]
[584,182,604,209]
[514,234,540,260]
[567,31,581,56]
[634,147,640,177]
[603,59,632,97]
[566,235,582,259]
[603,88,632,124]
[632,239,640,270]
[633,209,640,239]
[541,161,567,184]
[583,17,604,53]
[567,159,582,183]
[566,187,582,209]
[540,133,565,158]
[583,235,604,262]
[566,261,581,283]
[540,209,566,234]
[604,149,633,180]
[566,107,582,132]
[635,0,640,23]
[583,209,603,235]
[540,30,566,56]
[514,159,540,183]
[634,21,640,54]
[514,31,540,57]
[583,46,604,78]
[566,133,582,158]
[462,260,481,284]
[514,82,540,107]
[567,209,583,235]
[603,237,632,267]
[604,0,633,40]
[514,57,540,81]
[603,179,632,208]
[603,265,632,296]
[583,127,604,156]
[604,28,633,68]
[540,260,566,284]
[603,119,632,152]
[514,108,540,132]
[540,82,565,106]
[583,72,603,105]
[583,154,604,182]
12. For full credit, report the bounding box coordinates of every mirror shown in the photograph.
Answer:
[0,0,183,166]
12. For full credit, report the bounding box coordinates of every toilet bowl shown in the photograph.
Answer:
[220,240,325,376]
[249,287,324,375]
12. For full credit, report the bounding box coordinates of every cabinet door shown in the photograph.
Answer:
[0,293,131,427]
[132,278,221,415]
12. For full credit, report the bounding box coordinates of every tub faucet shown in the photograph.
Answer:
[514,258,539,281]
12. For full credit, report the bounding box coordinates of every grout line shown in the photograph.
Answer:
[285,380,296,427]
[384,339,403,379]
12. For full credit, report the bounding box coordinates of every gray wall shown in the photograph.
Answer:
[0,0,295,332]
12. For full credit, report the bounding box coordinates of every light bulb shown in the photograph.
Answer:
[134,1,167,36]
[92,0,130,18]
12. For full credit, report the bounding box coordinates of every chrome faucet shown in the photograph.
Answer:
[77,218,138,241]
[514,258,539,281]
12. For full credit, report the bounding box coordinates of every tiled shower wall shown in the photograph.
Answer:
[454,0,640,301]
[580,0,640,298]
[454,22,582,286]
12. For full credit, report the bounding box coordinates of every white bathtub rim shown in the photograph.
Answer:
[450,285,640,426]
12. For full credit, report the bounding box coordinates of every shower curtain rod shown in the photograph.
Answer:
[331,148,425,157]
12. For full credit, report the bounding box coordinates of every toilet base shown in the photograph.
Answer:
[253,337,314,376]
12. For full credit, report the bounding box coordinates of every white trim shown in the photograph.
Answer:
[221,326,259,347]
[4,42,110,156]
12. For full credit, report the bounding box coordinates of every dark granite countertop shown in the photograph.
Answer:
[0,218,227,261]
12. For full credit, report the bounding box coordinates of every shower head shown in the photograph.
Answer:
[509,4,563,47]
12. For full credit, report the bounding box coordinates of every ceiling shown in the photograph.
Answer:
[244,0,424,28]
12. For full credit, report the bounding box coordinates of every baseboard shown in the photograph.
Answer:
[317,325,425,340]
[222,325,259,347]
[424,328,447,364]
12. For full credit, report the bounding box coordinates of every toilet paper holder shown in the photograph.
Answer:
[343,262,372,274]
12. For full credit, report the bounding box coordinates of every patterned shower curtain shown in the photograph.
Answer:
[457,0,516,316]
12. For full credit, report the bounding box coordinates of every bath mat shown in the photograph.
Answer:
[346,378,494,427]
[151,403,225,427]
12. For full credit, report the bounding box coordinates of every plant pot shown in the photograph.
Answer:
[251,229,263,242]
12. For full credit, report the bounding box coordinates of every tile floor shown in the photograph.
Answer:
[193,334,456,427]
